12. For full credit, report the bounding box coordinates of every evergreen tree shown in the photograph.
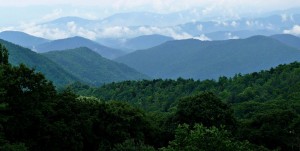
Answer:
[0,44,3,64]
[0,44,9,65]
[3,46,9,65]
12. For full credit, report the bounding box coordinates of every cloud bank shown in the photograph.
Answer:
[284,25,300,36]
[1,0,300,14]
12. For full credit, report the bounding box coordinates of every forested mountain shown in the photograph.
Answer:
[205,30,277,40]
[71,61,300,150]
[0,31,49,49]
[0,39,79,86]
[1,43,299,150]
[270,34,300,50]
[36,36,125,59]
[42,47,148,85]
[122,34,173,52]
[116,35,300,79]
[97,34,173,53]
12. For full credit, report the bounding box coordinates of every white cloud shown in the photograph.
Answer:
[196,24,203,31]
[41,9,63,22]
[12,21,97,40]
[1,0,300,14]
[231,21,238,27]
[266,24,275,30]
[19,22,69,39]
[3,19,195,40]
[0,26,15,32]
[98,26,134,38]
[67,22,77,33]
[137,26,193,40]
[66,21,97,40]
[226,33,239,39]
[193,34,211,41]
[215,21,229,27]
[283,25,300,35]
[281,14,288,22]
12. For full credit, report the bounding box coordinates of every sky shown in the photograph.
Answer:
[0,0,300,40]
[1,0,300,25]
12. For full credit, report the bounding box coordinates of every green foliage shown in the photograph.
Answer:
[42,47,148,86]
[2,44,300,150]
[0,143,28,151]
[71,61,300,150]
[116,36,300,80]
[161,124,268,151]
[112,139,155,151]
[174,92,236,129]
[0,43,9,65]
[0,40,79,86]
[71,78,207,112]
[239,109,299,150]
[0,51,155,150]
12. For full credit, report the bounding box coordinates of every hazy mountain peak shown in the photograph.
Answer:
[0,30,49,48]
[116,36,300,79]
[42,47,148,85]
[35,35,125,59]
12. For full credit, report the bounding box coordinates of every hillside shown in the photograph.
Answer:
[122,34,173,52]
[71,62,300,150]
[0,39,79,86]
[0,31,49,49]
[42,47,148,85]
[270,34,300,50]
[205,30,277,40]
[116,36,300,80]
[36,36,125,59]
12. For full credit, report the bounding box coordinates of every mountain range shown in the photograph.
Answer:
[270,34,300,50]
[0,38,148,86]
[0,39,79,86]
[0,31,175,55]
[42,47,148,85]
[116,35,300,80]
[2,30,300,86]
[178,14,300,38]
[0,31,49,48]
[35,36,125,59]
[98,34,174,52]
[11,8,297,41]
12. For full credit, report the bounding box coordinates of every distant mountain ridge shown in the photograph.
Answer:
[27,10,300,40]
[42,47,148,85]
[0,31,49,49]
[270,34,300,50]
[122,34,174,52]
[98,34,174,53]
[0,39,79,86]
[116,35,300,80]
[35,36,125,59]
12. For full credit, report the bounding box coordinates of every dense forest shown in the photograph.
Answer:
[1,44,299,151]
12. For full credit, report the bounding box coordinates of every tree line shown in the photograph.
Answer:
[1,44,299,150]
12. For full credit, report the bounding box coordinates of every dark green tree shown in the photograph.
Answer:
[0,44,9,65]
[174,92,236,129]
[2,46,8,65]
[161,124,268,151]
[0,44,3,64]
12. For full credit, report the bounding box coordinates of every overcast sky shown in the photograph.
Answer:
[1,0,300,25]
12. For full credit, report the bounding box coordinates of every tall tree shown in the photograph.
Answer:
[0,44,3,64]
[174,92,236,129]
[2,46,8,65]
